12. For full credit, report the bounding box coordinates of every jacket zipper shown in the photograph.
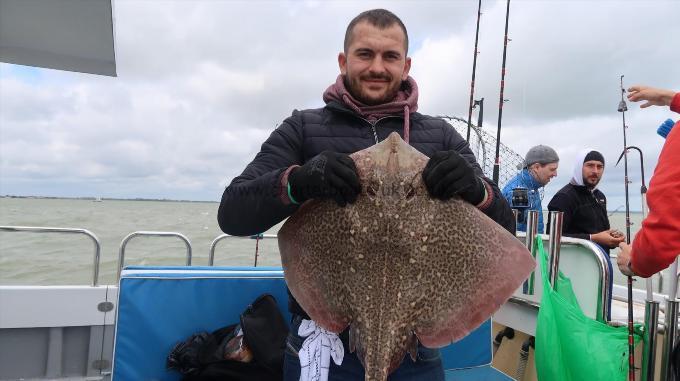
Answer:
[326,103,404,145]
[370,125,379,144]
[286,340,299,356]
[357,115,402,145]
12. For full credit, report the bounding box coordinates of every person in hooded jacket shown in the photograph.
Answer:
[547,149,624,320]
[217,9,514,381]
[547,150,625,252]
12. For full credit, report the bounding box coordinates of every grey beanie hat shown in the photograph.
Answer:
[524,145,559,167]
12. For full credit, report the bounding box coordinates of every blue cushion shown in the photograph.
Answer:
[112,266,498,380]
[445,365,514,380]
[113,267,290,380]
[441,319,492,369]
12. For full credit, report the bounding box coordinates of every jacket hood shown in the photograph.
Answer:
[570,148,604,190]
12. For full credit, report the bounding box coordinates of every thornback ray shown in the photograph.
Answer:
[278,132,535,381]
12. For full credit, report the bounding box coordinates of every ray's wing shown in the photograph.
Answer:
[278,200,359,333]
[405,198,535,347]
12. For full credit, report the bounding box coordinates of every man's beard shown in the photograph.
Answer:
[344,74,402,106]
[583,175,601,189]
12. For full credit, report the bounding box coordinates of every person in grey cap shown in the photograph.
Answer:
[501,145,559,233]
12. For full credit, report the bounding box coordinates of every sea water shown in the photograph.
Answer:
[0,197,664,294]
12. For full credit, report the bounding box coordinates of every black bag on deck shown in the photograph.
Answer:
[167,294,289,381]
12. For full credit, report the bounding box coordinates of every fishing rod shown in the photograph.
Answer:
[615,146,647,221]
[492,0,511,184]
[466,0,483,142]
[617,75,636,381]
[617,146,659,379]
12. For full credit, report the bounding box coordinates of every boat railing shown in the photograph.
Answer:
[117,231,192,280]
[512,210,613,322]
[0,225,101,286]
[2,220,675,379]
[209,233,277,266]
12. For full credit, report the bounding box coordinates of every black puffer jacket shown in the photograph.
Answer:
[547,183,610,251]
[218,101,515,318]
[218,101,514,236]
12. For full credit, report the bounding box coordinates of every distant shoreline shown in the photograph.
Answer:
[1,195,218,203]
[1,195,640,212]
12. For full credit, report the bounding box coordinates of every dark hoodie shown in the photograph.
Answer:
[546,149,610,251]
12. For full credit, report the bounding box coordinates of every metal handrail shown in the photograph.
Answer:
[514,232,612,322]
[0,225,101,286]
[573,238,613,322]
[208,234,277,266]
[117,231,192,280]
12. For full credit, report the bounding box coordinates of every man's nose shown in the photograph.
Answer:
[368,57,386,73]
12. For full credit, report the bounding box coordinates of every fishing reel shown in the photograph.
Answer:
[511,187,530,224]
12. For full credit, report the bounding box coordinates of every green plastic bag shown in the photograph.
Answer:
[534,238,642,381]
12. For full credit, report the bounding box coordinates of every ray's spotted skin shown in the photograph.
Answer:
[278,132,535,381]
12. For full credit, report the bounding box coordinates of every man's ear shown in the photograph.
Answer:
[338,52,347,75]
[401,57,412,80]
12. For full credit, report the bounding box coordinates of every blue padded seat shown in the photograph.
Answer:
[445,366,513,380]
[112,266,511,380]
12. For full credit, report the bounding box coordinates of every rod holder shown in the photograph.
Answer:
[547,211,563,288]
[641,300,660,381]
[524,210,539,251]
[660,298,679,380]
[522,210,539,295]
[670,258,679,302]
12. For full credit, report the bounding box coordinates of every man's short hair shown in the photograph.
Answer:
[344,9,409,54]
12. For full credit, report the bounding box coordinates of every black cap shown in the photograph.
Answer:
[583,151,605,165]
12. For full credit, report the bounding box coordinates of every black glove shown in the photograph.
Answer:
[422,150,486,204]
[288,151,361,206]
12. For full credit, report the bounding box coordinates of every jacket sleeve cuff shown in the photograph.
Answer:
[278,165,300,206]
[630,250,653,278]
[671,92,680,114]
[475,179,494,211]
[628,255,641,278]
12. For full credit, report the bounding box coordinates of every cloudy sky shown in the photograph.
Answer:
[1,0,678,210]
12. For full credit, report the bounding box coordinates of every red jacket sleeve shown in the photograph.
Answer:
[630,93,680,277]
[672,92,680,114]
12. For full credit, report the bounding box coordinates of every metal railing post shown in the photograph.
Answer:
[547,211,563,288]
[0,226,101,286]
[209,234,277,266]
[117,231,192,280]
